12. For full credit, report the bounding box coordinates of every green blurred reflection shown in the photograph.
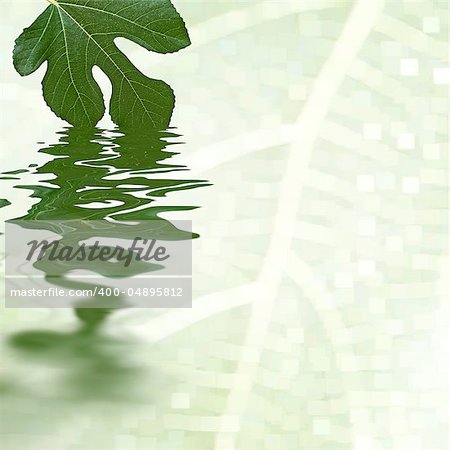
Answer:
[1,126,209,399]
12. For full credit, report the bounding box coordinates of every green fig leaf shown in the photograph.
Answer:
[13,0,190,129]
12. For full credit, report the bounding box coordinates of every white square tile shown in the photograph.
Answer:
[423,17,440,34]
[171,393,190,409]
[363,123,382,141]
[402,177,420,194]
[355,435,375,450]
[433,68,450,85]
[423,144,440,160]
[287,327,304,344]
[400,59,418,76]
[405,225,422,242]
[412,255,429,270]
[313,418,330,435]
[388,320,404,336]
[357,217,376,236]
[397,133,415,149]
[281,359,299,376]
[369,297,385,314]
[336,250,351,264]
[358,260,376,276]
[335,273,353,289]
[386,236,403,252]
[253,182,272,198]
[242,346,259,362]
[357,175,375,192]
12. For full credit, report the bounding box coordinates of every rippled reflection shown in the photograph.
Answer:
[14,127,208,221]
[1,127,209,398]
[0,128,208,401]
[4,127,208,324]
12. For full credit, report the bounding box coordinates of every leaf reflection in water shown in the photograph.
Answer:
[4,127,209,326]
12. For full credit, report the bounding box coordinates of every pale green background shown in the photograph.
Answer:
[0,1,449,449]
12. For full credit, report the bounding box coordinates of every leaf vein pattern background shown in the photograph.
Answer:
[0,0,449,449]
